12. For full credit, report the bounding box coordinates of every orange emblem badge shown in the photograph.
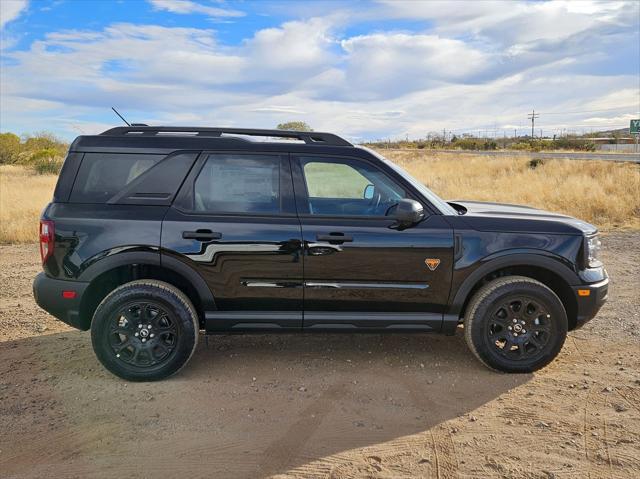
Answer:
[425,258,440,271]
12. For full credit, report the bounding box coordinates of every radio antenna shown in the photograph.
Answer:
[111,107,131,126]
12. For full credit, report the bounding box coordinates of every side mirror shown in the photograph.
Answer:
[392,199,424,228]
[363,184,374,200]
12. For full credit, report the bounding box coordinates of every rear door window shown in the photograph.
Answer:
[70,153,163,203]
[192,154,281,214]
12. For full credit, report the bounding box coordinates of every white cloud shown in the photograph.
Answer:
[246,17,336,72]
[339,33,488,99]
[0,0,28,29]
[0,2,638,140]
[148,0,244,18]
[1,17,338,110]
[252,106,307,115]
[376,0,633,45]
[582,113,637,126]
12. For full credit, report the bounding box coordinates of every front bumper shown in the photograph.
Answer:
[572,276,609,329]
[33,273,90,330]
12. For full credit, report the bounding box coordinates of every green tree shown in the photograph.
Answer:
[22,132,67,155]
[0,132,21,164]
[276,121,313,132]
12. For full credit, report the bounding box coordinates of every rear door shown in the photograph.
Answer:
[292,154,454,331]
[162,152,304,331]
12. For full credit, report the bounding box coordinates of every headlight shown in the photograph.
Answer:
[585,235,602,268]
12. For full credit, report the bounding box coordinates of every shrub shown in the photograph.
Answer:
[22,132,67,155]
[0,132,68,173]
[33,158,63,175]
[0,133,21,164]
[552,137,596,151]
[528,158,545,169]
[27,149,63,175]
[451,138,497,150]
[510,142,533,151]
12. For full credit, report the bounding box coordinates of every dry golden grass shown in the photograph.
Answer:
[0,155,638,244]
[383,150,640,230]
[0,165,57,244]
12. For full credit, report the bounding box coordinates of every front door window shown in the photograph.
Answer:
[300,157,407,217]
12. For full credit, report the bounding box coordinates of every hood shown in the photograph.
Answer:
[449,200,597,235]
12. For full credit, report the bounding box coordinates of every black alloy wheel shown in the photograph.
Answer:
[464,276,568,373]
[91,280,199,381]
[486,296,553,361]
[108,300,179,368]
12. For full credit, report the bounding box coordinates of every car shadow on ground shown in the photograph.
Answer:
[1,330,531,478]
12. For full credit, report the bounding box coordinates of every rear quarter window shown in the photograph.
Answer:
[70,153,164,203]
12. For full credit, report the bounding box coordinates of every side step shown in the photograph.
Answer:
[204,311,445,333]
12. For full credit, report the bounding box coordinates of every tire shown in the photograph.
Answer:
[91,280,199,381]
[464,276,567,373]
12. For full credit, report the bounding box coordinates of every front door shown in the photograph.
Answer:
[162,152,303,331]
[292,154,453,331]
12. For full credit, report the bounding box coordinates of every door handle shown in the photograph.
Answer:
[316,233,353,243]
[182,229,222,241]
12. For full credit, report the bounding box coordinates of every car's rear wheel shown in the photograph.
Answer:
[464,276,567,373]
[91,280,199,381]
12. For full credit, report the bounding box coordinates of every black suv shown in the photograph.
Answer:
[33,126,608,381]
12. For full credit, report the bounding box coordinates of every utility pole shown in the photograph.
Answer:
[527,110,539,138]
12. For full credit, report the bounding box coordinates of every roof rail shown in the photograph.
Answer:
[99,126,352,147]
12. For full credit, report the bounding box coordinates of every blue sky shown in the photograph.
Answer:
[1,0,638,141]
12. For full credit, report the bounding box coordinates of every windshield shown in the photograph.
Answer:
[361,147,458,215]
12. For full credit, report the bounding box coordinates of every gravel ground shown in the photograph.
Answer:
[1,233,639,478]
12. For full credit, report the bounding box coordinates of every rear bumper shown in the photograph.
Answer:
[33,273,90,331]
[572,276,609,329]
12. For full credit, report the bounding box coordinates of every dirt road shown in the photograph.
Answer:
[1,234,639,478]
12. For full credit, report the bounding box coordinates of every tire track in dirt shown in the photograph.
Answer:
[430,430,442,479]
[616,386,640,414]
[259,383,347,477]
[282,370,461,479]
[582,387,591,463]
[430,427,458,479]
[571,337,615,479]
[393,373,459,479]
[1,422,122,478]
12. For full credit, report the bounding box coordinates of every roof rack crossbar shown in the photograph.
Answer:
[99,126,352,146]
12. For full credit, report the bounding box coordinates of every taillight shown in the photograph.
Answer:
[39,220,55,264]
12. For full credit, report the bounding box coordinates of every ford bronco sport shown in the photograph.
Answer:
[33,126,608,381]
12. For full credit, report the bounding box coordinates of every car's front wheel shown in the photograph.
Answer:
[464,276,568,373]
[91,280,199,381]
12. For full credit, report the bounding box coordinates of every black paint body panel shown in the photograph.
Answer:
[299,215,453,313]
[161,208,304,315]
[42,202,166,280]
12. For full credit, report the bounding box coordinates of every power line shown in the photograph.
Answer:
[441,107,637,135]
[527,109,540,138]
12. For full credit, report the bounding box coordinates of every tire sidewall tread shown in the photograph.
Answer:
[464,276,568,373]
[91,280,199,382]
